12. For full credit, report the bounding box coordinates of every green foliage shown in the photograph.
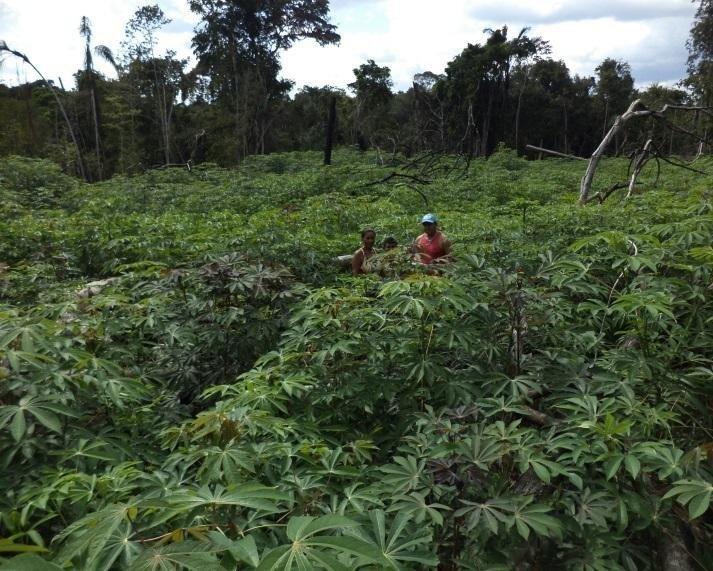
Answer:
[0,149,712,569]
[0,156,79,212]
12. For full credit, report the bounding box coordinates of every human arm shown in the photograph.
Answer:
[352,249,364,275]
[435,235,454,263]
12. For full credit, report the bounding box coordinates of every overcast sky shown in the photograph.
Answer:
[0,0,698,92]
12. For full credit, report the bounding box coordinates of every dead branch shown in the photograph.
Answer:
[400,184,430,208]
[521,406,557,426]
[693,138,705,163]
[580,100,713,204]
[580,99,646,203]
[626,139,655,198]
[401,150,439,171]
[589,182,630,204]
[525,145,587,161]
[153,162,193,171]
[657,153,709,176]
[363,172,432,187]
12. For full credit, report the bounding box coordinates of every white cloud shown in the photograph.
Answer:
[0,0,697,92]
[0,0,197,86]
[283,0,695,93]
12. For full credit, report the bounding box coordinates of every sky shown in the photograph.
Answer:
[0,0,698,93]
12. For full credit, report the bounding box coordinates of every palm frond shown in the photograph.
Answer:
[94,45,120,74]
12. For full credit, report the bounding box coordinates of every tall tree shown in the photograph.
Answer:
[438,27,548,155]
[77,16,105,179]
[412,71,446,150]
[189,0,340,158]
[348,59,393,148]
[594,58,635,137]
[122,5,183,165]
[513,58,573,154]
[686,0,713,105]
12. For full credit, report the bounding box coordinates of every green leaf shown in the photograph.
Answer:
[531,460,551,484]
[0,554,61,570]
[255,545,291,571]
[308,536,381,560]
[514,517,530,540]
[28,407,61,434]
[687,491,711,519]
[10,409,26,442]
[604,455,624,480]
[0,538,47,554]
[167,484,288,515]
[128,541,223,570]
[347,510,437,569]
[287,514,359,541]
[624,454,640,479]
[207,532,259,567]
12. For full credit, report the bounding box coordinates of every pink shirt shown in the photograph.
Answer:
[415,231,449,264]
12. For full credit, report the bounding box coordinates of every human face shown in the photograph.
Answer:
[422,222,437,237]
[363,231,376,249]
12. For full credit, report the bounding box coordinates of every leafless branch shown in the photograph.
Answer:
[525,144,587,161]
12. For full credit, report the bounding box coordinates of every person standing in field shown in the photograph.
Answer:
[352,228,377,275]
[413,214,452,265]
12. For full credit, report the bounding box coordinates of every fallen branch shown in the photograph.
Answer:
[525,145,587,161]
[152,161,193,171]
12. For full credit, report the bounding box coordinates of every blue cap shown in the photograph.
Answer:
[421,213,438,224]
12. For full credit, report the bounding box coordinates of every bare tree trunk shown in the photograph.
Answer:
[514,68,528,154]
[23,84,38,152]
[90,88,103,179]
[481,87,494,156]
[563,102,569,154]
[324,96,337,165]
[580,99,644,203]
[580,100,712,203]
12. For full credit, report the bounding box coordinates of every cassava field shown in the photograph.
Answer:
[0,149,712,570]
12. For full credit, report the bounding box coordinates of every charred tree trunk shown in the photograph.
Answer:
[563,102,569,155]
[514,69,528,154]
[324,95,337,165]
[90,87,103,179]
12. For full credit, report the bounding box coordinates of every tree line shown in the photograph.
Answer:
[1,0,712,181]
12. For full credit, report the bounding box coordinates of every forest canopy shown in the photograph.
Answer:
[0,1,708,180]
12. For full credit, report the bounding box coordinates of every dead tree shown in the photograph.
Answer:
[578,99,713,204]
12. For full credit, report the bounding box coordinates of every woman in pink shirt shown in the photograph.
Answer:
[413,213,452,265]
